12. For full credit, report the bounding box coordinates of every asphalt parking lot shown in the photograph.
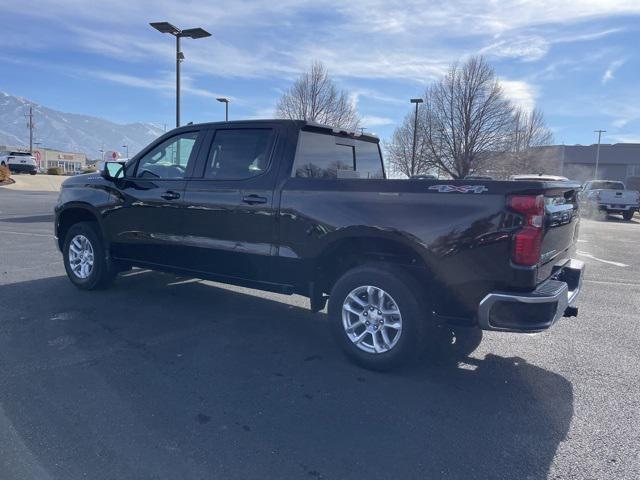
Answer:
[1,187,639,480]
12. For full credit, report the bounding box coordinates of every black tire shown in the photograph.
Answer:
[63,222,116,290]
[328,264,429,371]
[622,210,635,221]
[29,171,36,175]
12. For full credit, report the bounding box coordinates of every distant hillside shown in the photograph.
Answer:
[0,92,165,158]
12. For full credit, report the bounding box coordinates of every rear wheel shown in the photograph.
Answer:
[622,210,635,221]
[63,222,116,290]
[328,264,429,371]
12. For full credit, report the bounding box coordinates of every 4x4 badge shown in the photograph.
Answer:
[428,185,488,194]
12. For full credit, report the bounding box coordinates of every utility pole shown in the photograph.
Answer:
[594,129,606,180]
[25,106,35,153]
[410,98,424,176]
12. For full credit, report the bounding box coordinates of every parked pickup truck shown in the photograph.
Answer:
[54,120,584,370]
[580,180,639,221]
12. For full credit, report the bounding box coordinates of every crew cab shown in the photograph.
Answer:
[0,150,37,175]
[580,180,639,221]
[54,120,584,370]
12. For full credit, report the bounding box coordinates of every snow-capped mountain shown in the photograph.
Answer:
[0,92,166,158]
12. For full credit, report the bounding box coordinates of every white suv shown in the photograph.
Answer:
[0,151,37,175]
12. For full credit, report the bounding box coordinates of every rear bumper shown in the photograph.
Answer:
[8,163,36,173]
[477,259,584,333]
[598,204,638,212]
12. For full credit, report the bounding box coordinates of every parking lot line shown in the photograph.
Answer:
[576,250,629,267]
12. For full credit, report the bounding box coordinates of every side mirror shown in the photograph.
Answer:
[102,161,125,181]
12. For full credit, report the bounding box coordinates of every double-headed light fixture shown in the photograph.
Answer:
[150,22,211,128]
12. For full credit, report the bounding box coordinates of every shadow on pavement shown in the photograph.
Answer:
[0,272,574,480]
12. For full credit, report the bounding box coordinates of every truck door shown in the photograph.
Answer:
[180,124,283,283]
[104,129,205,267]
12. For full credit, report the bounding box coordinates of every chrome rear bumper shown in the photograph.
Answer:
[478,259,585,333]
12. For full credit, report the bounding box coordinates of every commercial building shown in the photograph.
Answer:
[0,145,87,173]
[528,143,640,186]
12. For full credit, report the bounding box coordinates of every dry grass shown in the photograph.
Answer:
[0,165,11,182]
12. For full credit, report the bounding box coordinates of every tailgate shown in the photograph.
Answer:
[538,185,580,282]
[599,190,637,205]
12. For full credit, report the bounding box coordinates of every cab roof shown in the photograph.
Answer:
[176,119,379,142]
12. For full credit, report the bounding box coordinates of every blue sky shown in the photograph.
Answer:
[1,0,639,145]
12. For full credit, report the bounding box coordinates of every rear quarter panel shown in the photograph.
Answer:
[279,179,523,317]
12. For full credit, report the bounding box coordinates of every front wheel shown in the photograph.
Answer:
[328,264,428,371]
[63,222,116,290]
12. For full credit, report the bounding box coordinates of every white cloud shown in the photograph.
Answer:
[4,0,637,83]
[480,36,550,62]
[602,59,626,84]
[610,134,640,144]
[500,80,539,112]
[90,71,229,101]
[360,115,395,127]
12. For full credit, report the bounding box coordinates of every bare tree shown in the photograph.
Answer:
[276,61,360,129]
[389,56,554,179]
[388,56,519,178]
[510,108,553,153]
[384,110,432,177]
[425,57,514,178]
[491,108,555,178]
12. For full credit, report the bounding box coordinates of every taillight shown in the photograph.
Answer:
[508,194,544,266]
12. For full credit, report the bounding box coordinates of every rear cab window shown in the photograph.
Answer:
[588,181,625,190]
[293,130,385,179]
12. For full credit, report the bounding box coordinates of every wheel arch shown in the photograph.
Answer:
[56,203,105,251]
[311,231,437,303]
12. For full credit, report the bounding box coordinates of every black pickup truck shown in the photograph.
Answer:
[54,120,584,370]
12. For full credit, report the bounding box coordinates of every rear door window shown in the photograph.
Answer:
[205,128,275,180]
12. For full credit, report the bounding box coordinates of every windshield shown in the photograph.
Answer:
[589,181,625,190]
[9,152,32,157]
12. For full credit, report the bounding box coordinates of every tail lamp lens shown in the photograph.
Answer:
[508,195,544,266]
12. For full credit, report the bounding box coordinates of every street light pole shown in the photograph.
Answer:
[594,129,606,180]
[150,22,212,129]
[410,98,424,176]
[216,97,229,121]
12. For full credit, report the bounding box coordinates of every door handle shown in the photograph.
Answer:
[242,194,268,205]
[161,190,181,200]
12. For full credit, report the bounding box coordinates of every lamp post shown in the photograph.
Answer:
[594,129,606,180]
[410,98,424,176]
[150,22,212,128]
[122,144,129,159]
[216,97,230,121]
